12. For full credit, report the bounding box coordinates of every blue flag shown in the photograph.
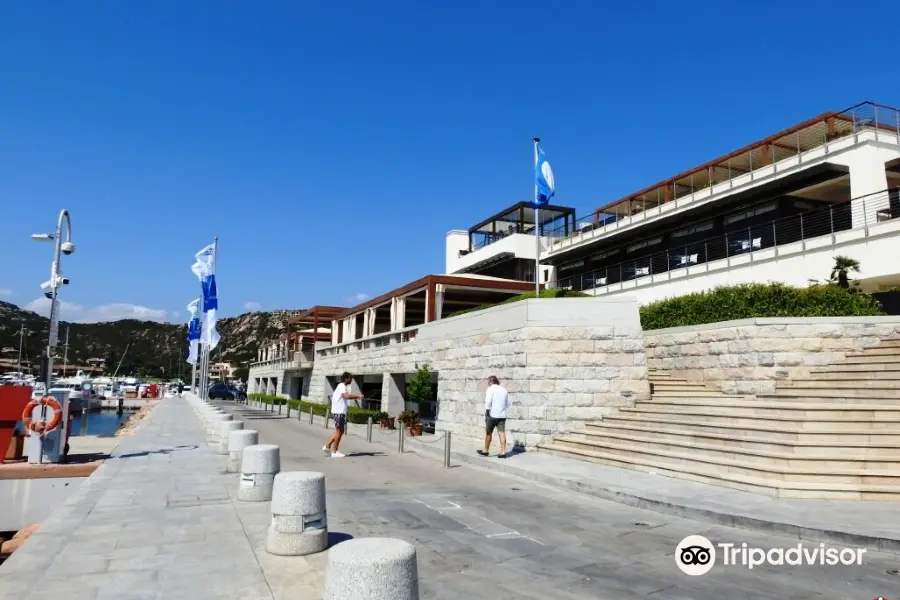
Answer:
[534,144,556,206]
[191,243,220,350]
[186,298,202,365]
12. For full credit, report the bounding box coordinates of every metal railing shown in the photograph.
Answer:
[552,189,899,293]
[250,348,315,369]
[545,101,900,246]
[317,326,419,357]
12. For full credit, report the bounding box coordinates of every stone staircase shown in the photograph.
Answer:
[537,340,900,500]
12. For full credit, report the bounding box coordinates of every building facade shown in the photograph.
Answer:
[448,101,900,304]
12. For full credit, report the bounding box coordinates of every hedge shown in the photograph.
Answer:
[447,288,589,318]
[248,394,382,425]
[639,283,885,330]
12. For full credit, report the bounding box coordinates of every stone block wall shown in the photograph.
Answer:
[309,297,649,447]
[644,317,900,394]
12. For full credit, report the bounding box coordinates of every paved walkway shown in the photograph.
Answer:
[0,395,319,600]
[255,398,900,551]
[221,401,900,599]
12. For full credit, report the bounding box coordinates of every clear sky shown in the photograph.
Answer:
[0,0,896,323]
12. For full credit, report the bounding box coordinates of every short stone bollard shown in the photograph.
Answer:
[266,471,328,556]
[227,430,258,473]
[323,538,419,600]
[238,444,280,502]
[217,420,244,455]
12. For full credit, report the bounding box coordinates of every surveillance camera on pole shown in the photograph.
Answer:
[60,241,75,255]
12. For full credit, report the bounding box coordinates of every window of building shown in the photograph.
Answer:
[559,260,584,272]
[626,236,662,253]
[724,202,776,225]
[672,221,714,238]
[591,249,619,261]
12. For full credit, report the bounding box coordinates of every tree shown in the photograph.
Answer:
[830,255,861,290]
[406,363,434,415]
[232,364,249,382]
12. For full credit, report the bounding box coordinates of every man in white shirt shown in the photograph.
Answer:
[478,375,510,458]
[323,371,364,458]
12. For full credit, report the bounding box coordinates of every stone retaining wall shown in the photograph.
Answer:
[309,297,649,447]
[644,317,900,394]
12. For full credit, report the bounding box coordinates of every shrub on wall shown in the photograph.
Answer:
[639,283,885,330]
[446,288,589,318]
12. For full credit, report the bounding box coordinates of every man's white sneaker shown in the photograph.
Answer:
[322,445,331,456]
[331,451,346,458]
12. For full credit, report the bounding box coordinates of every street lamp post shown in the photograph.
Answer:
[32,209,75,391]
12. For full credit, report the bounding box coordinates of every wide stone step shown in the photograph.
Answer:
[650,384,714,392]
[577,423,900,458]
[806,370,900,381]
[618,407,900,431]
[631,399,900,420]
[596,415,900,444]
[815,362,900,372]
[843,354,900,364]
[874,339,900,348]
[650,390,748,399]
[777,381,900,393]
[847,347,900,357]
[546,436,900,484]
[536,444,900,500]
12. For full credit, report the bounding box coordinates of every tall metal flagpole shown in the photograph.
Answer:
[534,137,541,297]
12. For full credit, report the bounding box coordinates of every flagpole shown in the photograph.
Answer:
[533,137,541,297]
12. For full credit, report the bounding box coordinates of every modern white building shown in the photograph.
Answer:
[447,101,900,304]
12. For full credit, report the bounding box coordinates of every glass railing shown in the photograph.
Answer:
[552,189,898,293]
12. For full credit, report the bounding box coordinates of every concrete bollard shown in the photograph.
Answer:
[323,538,419,600]
[227,430,258,473]
[265,472,328,556]
[238,444,280,502]
[208,413,233,442]
[217,420,244,455]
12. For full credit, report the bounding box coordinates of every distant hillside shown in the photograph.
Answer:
[0,301,303,379]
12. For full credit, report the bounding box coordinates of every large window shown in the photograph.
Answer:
[724,203,776,226]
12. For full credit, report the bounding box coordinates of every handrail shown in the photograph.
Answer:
[551,188,899,293]
[317,325,420,356]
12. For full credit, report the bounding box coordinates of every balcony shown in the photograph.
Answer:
[250,348,316,371]
[317,326,419,358]
[551,188,900,296]
[546,101,900,253]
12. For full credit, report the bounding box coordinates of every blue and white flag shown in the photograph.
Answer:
[191,243,220,350]
[534,144,555,206]
[186,299,202,365]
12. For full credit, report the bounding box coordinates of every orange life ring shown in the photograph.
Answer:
[22,397,63,434]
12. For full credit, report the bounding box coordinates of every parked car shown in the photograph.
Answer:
[228,385,247,401]
[208,383,236,400]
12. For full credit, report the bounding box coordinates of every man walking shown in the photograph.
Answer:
[478,375,510,458]
[177,381,184,398]
[323,371,364,458]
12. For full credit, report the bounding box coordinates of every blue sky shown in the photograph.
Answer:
[0,0,896,323]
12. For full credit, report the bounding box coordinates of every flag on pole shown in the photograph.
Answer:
[534,144,555,206]
[191,243,221,350]
[186,298,202,365]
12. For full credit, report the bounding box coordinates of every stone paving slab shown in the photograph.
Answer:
[0,395,322,600]
[248,398,900,552]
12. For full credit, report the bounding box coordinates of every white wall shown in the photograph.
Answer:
[445,230,468,274]
[446,231,551,274]
[581,219,900,305]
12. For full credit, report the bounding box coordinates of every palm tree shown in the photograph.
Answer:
[830,255,861,289]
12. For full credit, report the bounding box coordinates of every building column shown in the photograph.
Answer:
[396,297,406,329]
[362,310,370,340]
[389,297,398,331]
[848,145,890,229]
[434,284,445,321]
[349,315,358,340]
[331,319,339,345]
[367,308,377,336]
[381,373,405,417]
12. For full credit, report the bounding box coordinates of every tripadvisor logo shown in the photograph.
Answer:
[675,535,867,575]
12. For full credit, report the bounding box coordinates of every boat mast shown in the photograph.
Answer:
[62,326,70,377]
[112,343,130,379]
[16,323,24,373]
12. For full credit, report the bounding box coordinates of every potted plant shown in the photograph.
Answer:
[398,410,422,436]
[376,411,395,430]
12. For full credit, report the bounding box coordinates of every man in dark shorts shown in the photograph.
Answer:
[478,375,510,458]
[322,371,364,458]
